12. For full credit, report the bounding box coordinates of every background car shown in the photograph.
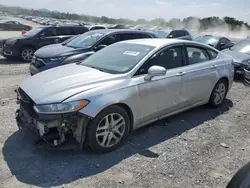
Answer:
[16,39,234,153]
[85,25,107,30]
[0,20,32,31]
[30,29,157,75]
[222,38,250,74]
[194,35,234,50]
[0,25,89,62]
[165,28,193,40]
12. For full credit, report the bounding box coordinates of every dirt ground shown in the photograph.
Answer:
[0,28,250,188]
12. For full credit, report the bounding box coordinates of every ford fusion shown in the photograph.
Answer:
[16,39,234,153]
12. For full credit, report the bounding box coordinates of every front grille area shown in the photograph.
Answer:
[32,56,46,69]
[18,88,36,118]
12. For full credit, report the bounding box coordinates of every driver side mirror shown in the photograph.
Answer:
[94,44,107,51]
[144,66,167,81]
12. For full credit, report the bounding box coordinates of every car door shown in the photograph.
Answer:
[180,45,219,107]
[37,27,59,48]
[132,45,186,126]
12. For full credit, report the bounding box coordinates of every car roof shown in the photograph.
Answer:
[120,38,195,47]
[38,25,87,28]
[198,35,224,39]
[91,29,156,35]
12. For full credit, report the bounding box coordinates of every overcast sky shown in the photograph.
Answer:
[1,0,250,23]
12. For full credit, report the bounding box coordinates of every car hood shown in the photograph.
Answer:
[34,44,91,58]
[20,64,118,104]
[0,35,27,43]
[222,49,250,63]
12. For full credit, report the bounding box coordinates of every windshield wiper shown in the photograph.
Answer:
[85,65,107,73]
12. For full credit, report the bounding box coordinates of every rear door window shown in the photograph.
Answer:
[42,28,57,37]
[186,46,210,65]
[98,34,118,45]
[116,33,152,41]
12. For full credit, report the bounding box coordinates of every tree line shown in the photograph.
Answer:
[0,4,249,30]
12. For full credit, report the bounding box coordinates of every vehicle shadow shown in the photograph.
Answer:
[2,99,233,187]
[0,57,26,64]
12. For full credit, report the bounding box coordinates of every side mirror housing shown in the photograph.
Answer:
[94,44,107,51]
[144,66,167,81]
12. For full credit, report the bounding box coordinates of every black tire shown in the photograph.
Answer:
[209,79,228,108]
[86,105,130,153]
[20,47,35,62]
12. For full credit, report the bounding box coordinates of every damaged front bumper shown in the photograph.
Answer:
[15,88,91,150]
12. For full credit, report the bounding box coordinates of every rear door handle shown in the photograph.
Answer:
[176,72,186,76]
[210,65,217,69]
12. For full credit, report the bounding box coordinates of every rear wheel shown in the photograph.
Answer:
[86,105,130,153]
[209,79,228,108]
[20,47,34,62]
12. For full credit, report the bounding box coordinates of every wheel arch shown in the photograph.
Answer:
[86,102,134,132]
[20,45,36,53]
[218,76,229,89]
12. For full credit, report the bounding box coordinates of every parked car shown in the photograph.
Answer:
[222,39,250,74]
[16,38,234,153]
[30,29,157,75]
[226,160,250,188]
[0,25,89,62]
[194,35,234,50]
[0,20,32,31]
[85,25,107,30]
[244,65,250,85]
[166,28,193,40]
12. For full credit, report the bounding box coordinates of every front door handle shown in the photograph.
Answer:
[176,72,186,76]
[210,65,217,69]
[54,39,59,43]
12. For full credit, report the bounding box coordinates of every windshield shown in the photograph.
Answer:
[195,37,219,46]
[65,31,104,48]
[230,40,250,54]
[80,42,155,74]
[23,27,43,37]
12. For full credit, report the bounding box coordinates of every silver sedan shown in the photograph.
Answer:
[16,38,235,153]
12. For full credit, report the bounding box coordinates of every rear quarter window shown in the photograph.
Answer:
[207,49,218,59]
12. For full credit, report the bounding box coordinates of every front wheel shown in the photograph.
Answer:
[86,105,130,153]
[20,47,35,62]
[209,79,228,108]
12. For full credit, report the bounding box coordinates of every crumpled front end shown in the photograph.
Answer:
[15,87,91,150]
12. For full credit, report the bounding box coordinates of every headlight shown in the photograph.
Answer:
[4,40,17,47]
[33,100,89,114]
[47,56,66,63]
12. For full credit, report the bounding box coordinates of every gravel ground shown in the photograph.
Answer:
[0,30,250,188]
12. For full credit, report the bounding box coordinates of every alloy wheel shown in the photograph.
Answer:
[213,83,226,105]
[96,113,126,148]
[21,48,34,62]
